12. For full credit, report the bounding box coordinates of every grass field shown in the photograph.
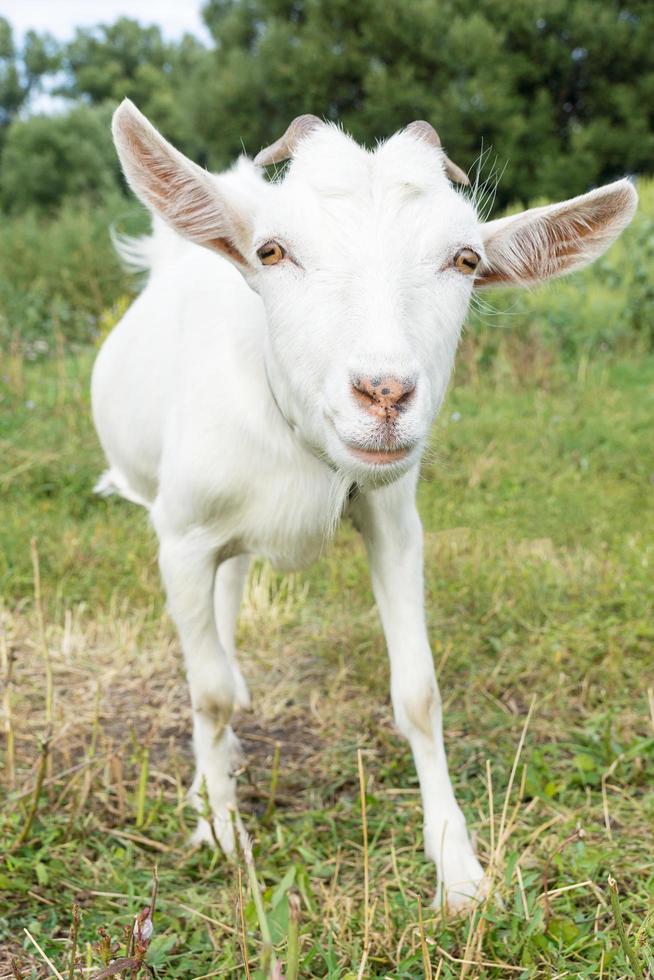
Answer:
[1,337,652,979]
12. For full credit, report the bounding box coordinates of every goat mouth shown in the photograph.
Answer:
[324,416,415,467]
[347,444,410,465]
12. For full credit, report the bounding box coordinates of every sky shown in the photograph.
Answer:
[3,0,210,43]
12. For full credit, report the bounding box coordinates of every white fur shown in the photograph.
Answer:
[92,100,637,911]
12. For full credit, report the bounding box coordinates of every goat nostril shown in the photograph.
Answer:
[351,375,417,415]
[352,378,375,401]
[351,381,375,407]
[397,385,416,407]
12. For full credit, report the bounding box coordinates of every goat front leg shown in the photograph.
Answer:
[352,473,486,912]
[157,528,247,855]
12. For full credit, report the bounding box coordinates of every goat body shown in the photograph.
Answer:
[92,102,637,910]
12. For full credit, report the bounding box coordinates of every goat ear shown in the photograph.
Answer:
[476,180,637,287]
[112,99,251,267]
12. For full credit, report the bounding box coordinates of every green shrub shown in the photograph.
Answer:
[0,194,146,352]
[0,103,121,213]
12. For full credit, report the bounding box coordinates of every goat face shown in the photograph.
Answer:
[247,129,480,481]
[111,101,637,484]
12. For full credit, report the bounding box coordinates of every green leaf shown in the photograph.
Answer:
[267,898,289,944]
[34,862,49,886]
[271,865,296,909]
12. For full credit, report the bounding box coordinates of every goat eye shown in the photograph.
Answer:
[453,247,481,275]
[257,241,286,265]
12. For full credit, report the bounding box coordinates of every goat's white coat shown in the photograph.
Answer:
[92,101,637,909]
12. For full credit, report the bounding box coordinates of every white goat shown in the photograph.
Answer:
[92,101,636,911]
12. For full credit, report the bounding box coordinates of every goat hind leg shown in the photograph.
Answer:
[214,554,252,710]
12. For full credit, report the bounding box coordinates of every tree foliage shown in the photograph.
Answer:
[0,104,119,213]
[0,18,58,130]
[0,2,652,213]
[197,0,654,200]
[55,18,206,156]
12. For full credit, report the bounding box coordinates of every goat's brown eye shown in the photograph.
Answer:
[257,241,286,265]
[453,247,481,275]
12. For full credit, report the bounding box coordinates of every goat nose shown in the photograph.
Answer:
[351,374,416,419]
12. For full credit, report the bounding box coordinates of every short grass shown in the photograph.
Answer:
[1,342,653,978]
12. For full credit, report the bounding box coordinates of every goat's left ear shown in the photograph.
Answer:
[112,99,253,268]
[476,179,637,287]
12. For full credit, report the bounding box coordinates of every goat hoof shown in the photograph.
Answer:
[432,861,489,915]
[190,810,250,858]
[233,668,252,711]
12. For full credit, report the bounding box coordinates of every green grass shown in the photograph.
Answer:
[1,344,653,977]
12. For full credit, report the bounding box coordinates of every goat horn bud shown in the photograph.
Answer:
[254,114,323,167]
[405,120,470,186]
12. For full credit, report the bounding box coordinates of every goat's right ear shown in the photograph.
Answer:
[112,99,252,268]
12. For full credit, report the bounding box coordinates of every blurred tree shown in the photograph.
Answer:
[0,18,26,128]
[56,18,207,158]
[58,18,174,104]
[0,103,118,213]
[197,0,654,204]
[0,19,209,212]
[0,18,59,129]
[1,2,653,213]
